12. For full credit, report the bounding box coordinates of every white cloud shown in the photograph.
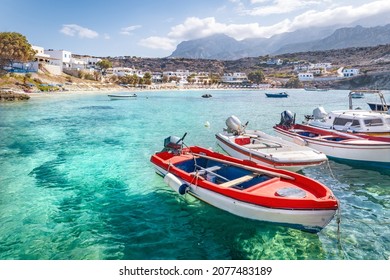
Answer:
[138,36,177,50]
[289,0,390,29]
[138,0,390,50]
[103,33,110,40]
[166,0,390,40]
[245,0,324,16]
[168,17,226,39]
[165,16,290,40]
[120,25,142,35]
[60,24,98,39]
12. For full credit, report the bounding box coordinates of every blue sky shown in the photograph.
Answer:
[1,0,390,58]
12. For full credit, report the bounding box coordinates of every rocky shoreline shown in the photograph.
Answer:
[0,90,30,101]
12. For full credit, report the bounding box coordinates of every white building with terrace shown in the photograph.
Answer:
[221,72,248,84]
[342,68,360,77]
[298,72,314,81]
[106,67,143,77]
[44,49,72,70]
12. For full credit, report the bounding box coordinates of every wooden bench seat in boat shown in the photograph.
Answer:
[219,173,257,188]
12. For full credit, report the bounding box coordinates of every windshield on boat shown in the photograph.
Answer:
[333,117,360,128]
[364,118,383,126]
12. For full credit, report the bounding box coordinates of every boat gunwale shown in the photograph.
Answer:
[278,124,390,148]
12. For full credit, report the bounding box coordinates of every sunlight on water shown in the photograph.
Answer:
[0,89,389,259]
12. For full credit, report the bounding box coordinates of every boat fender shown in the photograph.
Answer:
[178,183,190,195]
[293,136,307,146]
[164,173,189,195]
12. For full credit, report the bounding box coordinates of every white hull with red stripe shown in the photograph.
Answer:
[216,130,327,172]
[274,124,390,167]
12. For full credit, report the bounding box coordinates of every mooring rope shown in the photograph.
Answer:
[324,160,347,257]
[326,159,336,180]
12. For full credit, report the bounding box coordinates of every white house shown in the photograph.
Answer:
[80,56,102,70]
[163,69,191,79]
[221,72,248,83]
[8,45,63,75]
[106,67,143,77]
[298,72,314,81]
[266,58,283,65]
[69,57,87,71]
[44,49,72,70]
[151,72,163,83]
[342,68,359,77]
[311,63,332,70]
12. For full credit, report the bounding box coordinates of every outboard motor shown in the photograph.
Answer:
[279,110,295,128]
[162,133,187,153]
[312,107,327,120]
[225,115,245,135]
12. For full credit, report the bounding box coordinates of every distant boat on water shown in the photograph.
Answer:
[304,87,329,92]
[108,93,137,100]
[349,90,389,113]
[367,102,388,112]
[265,92,288,98]
[350,91,365,99]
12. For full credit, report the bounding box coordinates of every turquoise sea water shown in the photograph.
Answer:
[0,89,389,260]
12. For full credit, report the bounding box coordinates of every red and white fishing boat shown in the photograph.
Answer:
[274,111,390,168]
[150,134,339,233]
[216,116,327,172]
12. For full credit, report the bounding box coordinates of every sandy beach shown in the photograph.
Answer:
[24,83,275,99]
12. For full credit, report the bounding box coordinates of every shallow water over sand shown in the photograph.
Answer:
[0,89,389,260]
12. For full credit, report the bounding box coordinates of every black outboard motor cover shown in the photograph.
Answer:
[280,110,295,127]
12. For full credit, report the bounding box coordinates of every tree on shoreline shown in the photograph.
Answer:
[0,32,36,75]
[96,59,112,75]
[284,77,303,88]
[248,70,265,84]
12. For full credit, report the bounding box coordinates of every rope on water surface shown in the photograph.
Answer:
[326,159,336,180]
[324,160,343,248]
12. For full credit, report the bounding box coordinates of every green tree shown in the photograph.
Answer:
[96,59,112,75]
[0,32,35,75]
[247,70,265,84]
[130,74,139,86]
[209,73,221,84]
[285,76,303,88]
[187,73,196,84]
[143,72,152,85]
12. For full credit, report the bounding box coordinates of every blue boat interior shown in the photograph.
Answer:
[297,131,319,137]
[297,131,347,141]
[175,157,272,189]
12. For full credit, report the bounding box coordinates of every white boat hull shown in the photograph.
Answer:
[154,166,336,232]
[108,94,137,100]
[216,131,327,172]
[274,128,390,165]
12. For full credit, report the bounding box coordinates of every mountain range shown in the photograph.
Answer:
[169,24,390,60]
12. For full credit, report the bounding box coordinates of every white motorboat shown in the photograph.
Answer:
[108,93,137,100]
[215,116,327,172]
[304,106,390,137]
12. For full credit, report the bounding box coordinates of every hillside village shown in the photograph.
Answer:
[2,42,390,97]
